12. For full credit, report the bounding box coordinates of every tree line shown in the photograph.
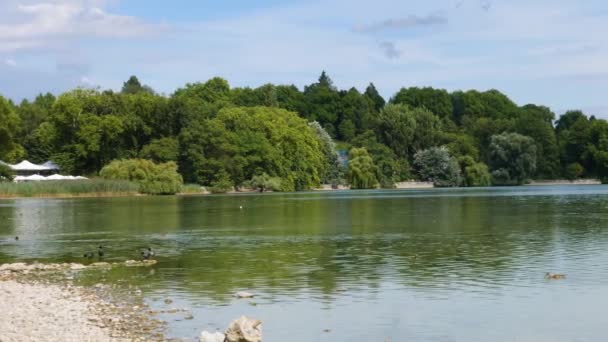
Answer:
[0,72,606,191]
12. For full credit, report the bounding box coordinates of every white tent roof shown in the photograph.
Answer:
[42,161,60,170]
[24,174,46,181]
[46,174,67,180]
[11,160,49,171]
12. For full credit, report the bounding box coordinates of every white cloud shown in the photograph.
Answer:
[4,58,17,67]
[0,0,607,115]
[354,13,448,33]
[79,76,94,85]
[0,0,165,52]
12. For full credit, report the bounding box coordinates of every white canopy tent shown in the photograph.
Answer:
[46,174,67,180]
[2,160,60,176]
[12,174,90,182]
[11,160,49,172]
[2,160,89,182]
[42,161,60,170]
[24,174,47,181]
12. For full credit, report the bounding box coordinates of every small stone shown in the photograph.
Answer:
[200,331,226,342]
[234,291,255,298]
[164,298,173,304]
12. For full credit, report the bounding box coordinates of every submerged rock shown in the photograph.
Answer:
[0,262,82,272]
[234,291,255,298]
[225,316,262,342]
[200,331,226,342]
[124,260,158,267]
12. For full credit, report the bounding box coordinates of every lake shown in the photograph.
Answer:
[2,186,608,341]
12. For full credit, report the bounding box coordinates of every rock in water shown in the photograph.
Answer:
[225,316,262,342]
[200,331,226,342]
[235,291,255,298]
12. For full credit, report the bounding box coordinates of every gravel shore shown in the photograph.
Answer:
[0,262,164,342]
[0,280,119,342]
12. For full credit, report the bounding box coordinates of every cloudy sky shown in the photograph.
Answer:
[0,0,607,117]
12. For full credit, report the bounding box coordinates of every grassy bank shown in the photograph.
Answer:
[0,179,140,198]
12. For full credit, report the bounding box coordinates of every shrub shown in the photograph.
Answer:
[209,172,233,194]
[564,162,584,181]
[414,147,461,187]
[246,173,282,192]
[99,159,183,195]
[181,184,206,194]
[0,163,14,182]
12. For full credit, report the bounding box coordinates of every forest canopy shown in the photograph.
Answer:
[2,73,607,190]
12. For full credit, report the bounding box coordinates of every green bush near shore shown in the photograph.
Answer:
[100,159,183,195]
[180,184,207,194]
[0,179,139,197]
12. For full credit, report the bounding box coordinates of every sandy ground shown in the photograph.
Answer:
[0,262,164,342]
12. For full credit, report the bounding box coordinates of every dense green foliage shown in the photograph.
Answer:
[246,173,283,192]
[414,147,461,187]
[458,156,491,187]
[99,159,183,194]
[2,72,607,190]
[0,163,14,182]
[0,179,138,197]
[179,106,325,191]
[309,121,344,186]
[488,133,537,185]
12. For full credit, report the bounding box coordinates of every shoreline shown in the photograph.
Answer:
[0,179,603,200]
[525,179,601,186]
[0,192,141,199]
[0,262,165,342]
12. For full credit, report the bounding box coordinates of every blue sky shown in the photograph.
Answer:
[1,0,607,117]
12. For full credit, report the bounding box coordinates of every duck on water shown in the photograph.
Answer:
[141,247,155,260]
[84,246,104,259]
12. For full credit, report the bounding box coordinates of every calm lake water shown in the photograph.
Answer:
[2,186,608,341]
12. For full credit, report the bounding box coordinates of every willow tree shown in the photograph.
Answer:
[347,147,378,189]
[489,132,537,185]
[179,106,326,191]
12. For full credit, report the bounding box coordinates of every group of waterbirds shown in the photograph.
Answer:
[83,245,155,260]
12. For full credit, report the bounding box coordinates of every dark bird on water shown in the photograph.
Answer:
[84,246,104,259]
[141,247,155,260]
[14,236,18,241]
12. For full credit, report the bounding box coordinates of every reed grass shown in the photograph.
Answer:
[0,179,140,198]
